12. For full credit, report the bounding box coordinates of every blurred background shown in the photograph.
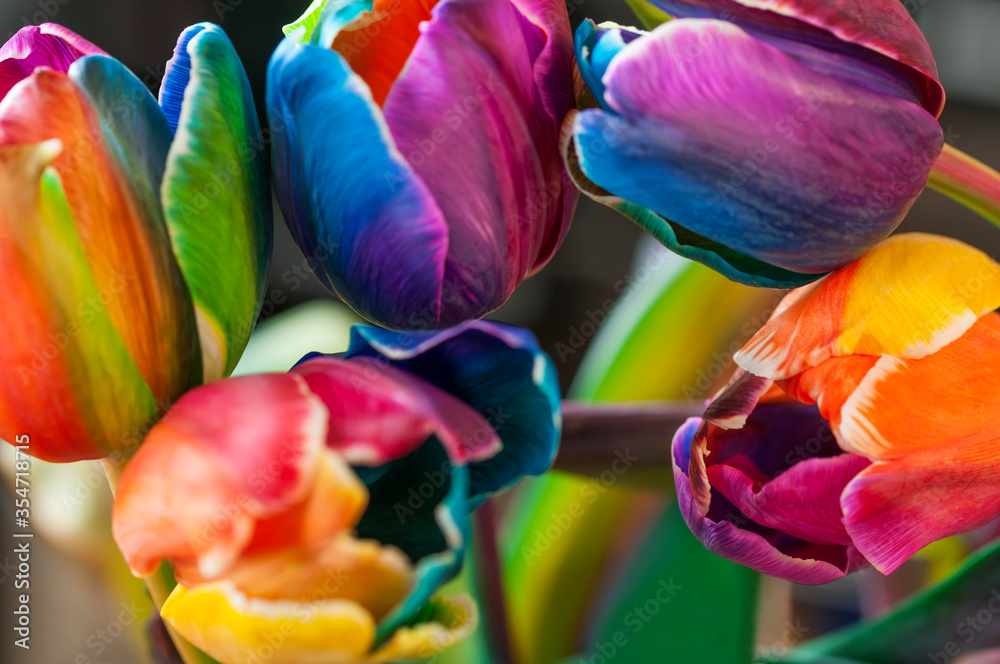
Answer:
[1,0,999,661]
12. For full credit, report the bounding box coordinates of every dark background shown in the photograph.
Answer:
[1,0,998,661]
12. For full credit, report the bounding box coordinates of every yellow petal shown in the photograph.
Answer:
[369,594,478,663]
[161,582,376,664]
[217,534,413,621]
[737,233,1000,380]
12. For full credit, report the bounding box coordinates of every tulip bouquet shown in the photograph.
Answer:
[3,0,1000,663]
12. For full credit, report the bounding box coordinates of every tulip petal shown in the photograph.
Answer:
[112,373,328,578]
[238,448,369,555]
[158,23,208,133]
[0,24,105,100]
[162,582,376,664]
[370,594,478,662]
[674,406,870,584]
[0,68,202,408]
[345,321,562,499]
[647,0,944,115]
[843,431,1000,576]
[355,438,471,641]
[266,36,450,329]
[329,0,438,108]
[161,23,273,380]
[709,453,870,546]
[382,0,574,322]
[834,313,1000,462]
[0,143,158,461]
[737,234,1000,380]
[574,20,943,276]
[575,21,638,113]
[561,112,819,289]
[291,355,501,466]
[207,533,413,621]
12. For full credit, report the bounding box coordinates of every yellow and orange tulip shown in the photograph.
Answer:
[673,233,1000,582]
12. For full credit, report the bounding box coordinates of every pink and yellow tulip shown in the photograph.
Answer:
[673,233,1000,583]
[0,23,272,461]
[112,321,560,663]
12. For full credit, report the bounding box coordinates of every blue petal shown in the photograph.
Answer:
[345,321,562,500]
[265,36,451,329]
[159,23,210,134]
[575,20,642,112]
[354,437,470,642]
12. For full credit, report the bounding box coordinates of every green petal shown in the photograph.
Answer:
[161,24,273,381]
[283,0,371,45]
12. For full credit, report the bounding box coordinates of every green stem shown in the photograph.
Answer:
[102,460,217,664]
[928,143,1000,231]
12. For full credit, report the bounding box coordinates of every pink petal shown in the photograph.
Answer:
[0,24,105,100]
[382,0,575,321]
[843,441,1000,575]
[112,373,328,578]
[651,0,943,115]
[292,356,501,467]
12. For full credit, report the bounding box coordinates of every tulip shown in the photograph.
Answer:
[112,321,559,663]
[267,0,578,330]
[0,24,272,462]
[567,1,946,288]
[672,233,1000,583]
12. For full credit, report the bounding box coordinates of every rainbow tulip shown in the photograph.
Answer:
[112,321,559,663]
[267,0,578,330]
[0,24,272,462]
[672,233,1000,583]
[568,0,945,288]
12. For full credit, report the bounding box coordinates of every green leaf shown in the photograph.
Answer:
[757,538,1000,664]
[623,0,673,30]
[162,24,273,382]
[590,505,759,664]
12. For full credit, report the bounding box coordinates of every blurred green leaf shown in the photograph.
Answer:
[623,0,673,30]
[503,248,776,663]
[232,299,361,376]
[757,538,1000,664]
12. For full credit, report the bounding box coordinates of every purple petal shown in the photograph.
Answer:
[647,0,944,115]
[382,0,576,323]
[0,24,105,101]
[576,19,943,274]
[672,408,869,584]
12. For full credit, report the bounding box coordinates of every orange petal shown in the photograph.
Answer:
[242,449,369,556]
[835,312,1000,461]
[332,0,439,107]
[737,233,1000,380]
[0,68,199,409]
[780,354,880,434]
[0,142,159,461]
[112,373,328,579]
